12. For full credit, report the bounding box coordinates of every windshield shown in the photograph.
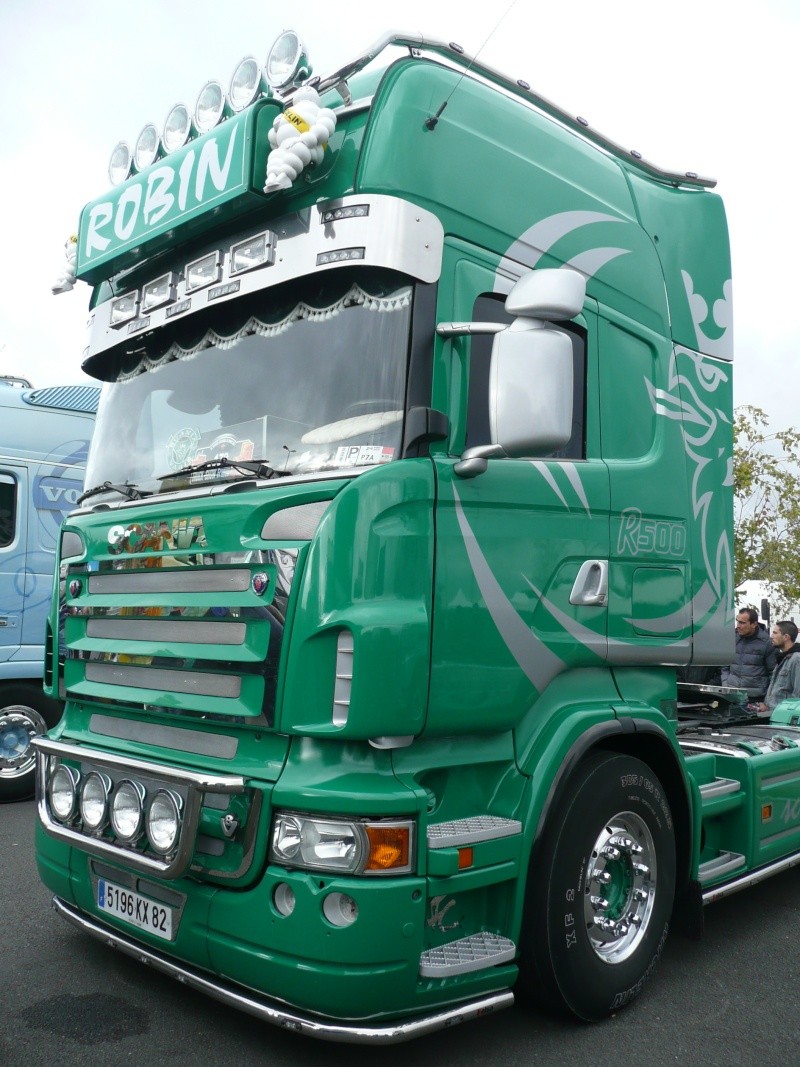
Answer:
[84,271,413,498]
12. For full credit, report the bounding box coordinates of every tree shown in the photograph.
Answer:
[734,405,800,610]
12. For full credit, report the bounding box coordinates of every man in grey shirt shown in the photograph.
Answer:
[758,621,800,716]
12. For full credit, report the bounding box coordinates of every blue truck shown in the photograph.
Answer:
[0,377,98,800]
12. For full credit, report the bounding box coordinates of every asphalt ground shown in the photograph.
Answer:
[3,797,799,1066]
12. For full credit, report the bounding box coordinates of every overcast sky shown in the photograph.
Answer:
[0,0,797,427]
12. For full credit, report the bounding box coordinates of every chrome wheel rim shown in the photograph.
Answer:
[584,810,657,964]
[0,706,48,780]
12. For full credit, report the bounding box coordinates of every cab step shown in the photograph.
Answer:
[419,932,516,977]
[698,849,746,884]
[427,816,522,848]
[698,777,741,800]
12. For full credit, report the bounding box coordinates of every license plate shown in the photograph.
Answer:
[97,879,174,941]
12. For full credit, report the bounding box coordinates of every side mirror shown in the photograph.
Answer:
[454,268,585,477]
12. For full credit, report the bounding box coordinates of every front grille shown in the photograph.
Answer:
[62,549,298,723]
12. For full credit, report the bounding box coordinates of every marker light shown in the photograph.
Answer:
[142,272,178,312]
[111,779,145,841]
[49,764,79,822]
[109,141,132,186]
[133,123,160,171]
[109,291,139,327]
[185,252,221,293]
[266,30,311,90]
[163,103,191,153]
[229,231,275,275]
[194,80,226,133]
[228,56,263,112]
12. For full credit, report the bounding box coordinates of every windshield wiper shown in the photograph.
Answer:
[78,480,149,505]
[157,457,290,483]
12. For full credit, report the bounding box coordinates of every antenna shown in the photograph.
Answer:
[426,0,519,130]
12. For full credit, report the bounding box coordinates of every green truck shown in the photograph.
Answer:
[35,29,789,1042]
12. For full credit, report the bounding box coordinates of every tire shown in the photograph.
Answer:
[0,684,63,802]
[518,751,675,1020]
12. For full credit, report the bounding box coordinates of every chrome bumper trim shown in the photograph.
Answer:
[52,896,514,1043]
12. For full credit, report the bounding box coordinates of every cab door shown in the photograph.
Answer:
[428,256,610,735]
[0,466,28,661]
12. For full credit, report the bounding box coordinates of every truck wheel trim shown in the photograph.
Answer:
[584,810,656,964]
[0,706,49,778]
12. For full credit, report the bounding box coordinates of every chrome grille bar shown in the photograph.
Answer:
[86,618,246,645]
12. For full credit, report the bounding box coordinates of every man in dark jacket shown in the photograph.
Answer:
[721,607,777,701]
[758,621,800,716]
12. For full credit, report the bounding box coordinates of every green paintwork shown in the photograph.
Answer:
[38,37,782,1038]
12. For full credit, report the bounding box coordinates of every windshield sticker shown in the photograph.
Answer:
[167,427,201,470]
[190,418,266,473]
[335,445,394,467]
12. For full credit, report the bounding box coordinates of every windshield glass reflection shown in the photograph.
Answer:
[84,273,412,497]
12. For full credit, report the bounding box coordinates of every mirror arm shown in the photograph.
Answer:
[454,444,505,479]
[436,322,507,337]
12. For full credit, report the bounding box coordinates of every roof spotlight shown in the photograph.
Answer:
[228,56,265,112]
[194,80,226,134]
[265,30,311,91]
[133,123,160,171]
[162,103,191,153]
[108,141,132,186]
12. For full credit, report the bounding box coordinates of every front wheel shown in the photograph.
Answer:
[519,752,675,1020]
[0,684,63,802]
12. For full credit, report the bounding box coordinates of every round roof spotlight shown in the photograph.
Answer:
[194,80,226,134]
[265,29,311,91]
[162,103,191,153]
[133,122,160,171]
[229,56,263,112]
[108,141,132,186]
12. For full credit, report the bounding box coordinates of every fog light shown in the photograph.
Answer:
[323,892,358,927]
[111,779,145,841]
[80,771,111,831]
[146,789,182,855]
[49,764,79,822]
[273,882,296,917]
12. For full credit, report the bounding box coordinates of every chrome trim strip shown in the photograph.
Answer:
[697,778,741,799]
[34,737,244,879]
[88,569,251,594]
[702,851,800,905]
[51,896,514,1044]
[86,618,247,645]
[84,662,241,698]
[89,714,238,759]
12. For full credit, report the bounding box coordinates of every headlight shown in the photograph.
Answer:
[111,779,145,842]
[146,789,182,855]
[80,772,111,831]
[270,813,415,875]
[49,764,80,822]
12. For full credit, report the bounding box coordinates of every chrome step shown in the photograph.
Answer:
[698,777,741,799]
[419,932,516,977]
[427,816,522,849]
[698,849,746,884]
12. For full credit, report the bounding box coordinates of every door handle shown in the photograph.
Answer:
[569,560,608,606]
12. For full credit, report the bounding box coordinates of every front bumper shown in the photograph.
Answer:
[52,895,513,1043]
